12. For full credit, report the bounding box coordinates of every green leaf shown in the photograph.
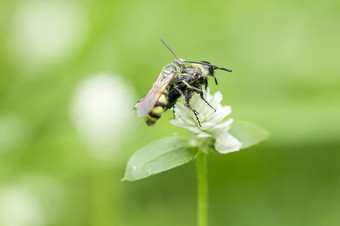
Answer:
[122,137,197,181]
[229,121,270,149]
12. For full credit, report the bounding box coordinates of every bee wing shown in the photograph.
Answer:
[135,68,177,117]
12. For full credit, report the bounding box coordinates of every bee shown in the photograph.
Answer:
[135,40,232,126]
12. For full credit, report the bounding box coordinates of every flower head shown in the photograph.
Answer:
[170,89,242,154]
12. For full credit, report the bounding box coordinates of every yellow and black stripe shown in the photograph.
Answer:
[145,89,169,126]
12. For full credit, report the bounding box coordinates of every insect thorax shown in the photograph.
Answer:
[162,64,176,78]
[186,64,211,78]
[173,59,186,69]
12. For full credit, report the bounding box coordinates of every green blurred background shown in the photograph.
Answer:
[0,0,339,225]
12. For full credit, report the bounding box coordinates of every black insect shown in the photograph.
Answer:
[135,40,232,126]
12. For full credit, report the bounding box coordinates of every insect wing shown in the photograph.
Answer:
[135,67,177,117]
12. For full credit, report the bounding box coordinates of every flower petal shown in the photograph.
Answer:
[206,106,231,124]
[211,118,233,132]
[170,118,186,128]
[214,132,242,154]
[210,91,223,106]
[196,131,212,138]
[185,125,205,134]
[174,103,191,118]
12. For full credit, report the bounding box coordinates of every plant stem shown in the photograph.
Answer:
[197,153,208,226]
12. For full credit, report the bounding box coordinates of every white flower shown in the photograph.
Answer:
[170,89,242,154]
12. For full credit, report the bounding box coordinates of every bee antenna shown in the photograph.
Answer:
[184,61,232,72]
[160,39,179,60]
[214,66,232,72]
[184,60,205,64]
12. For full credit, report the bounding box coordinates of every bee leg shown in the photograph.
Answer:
[182,81,216,112]
[199,92,216,112]
[184,91,202,127]
[175,87,202,127]
[187,106,201,127]
[182,81,202,93]
[203,78,208,91]
[172,106,176,119]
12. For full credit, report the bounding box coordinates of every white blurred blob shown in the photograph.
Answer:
[0,174,66,226]
[7,0,87,68]
[0,188,44,226]
[70,73,136,161]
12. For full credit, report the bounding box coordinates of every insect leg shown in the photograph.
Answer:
[181,81,202,93]
[175,87,202,127]
[181,80,216,112]
[203,77,208,91]
[199,91,216,112]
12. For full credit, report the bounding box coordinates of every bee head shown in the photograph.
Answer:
[186,61,232,86]
[200,60,214,74]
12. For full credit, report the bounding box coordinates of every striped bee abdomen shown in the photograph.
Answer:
[145,89,168,126]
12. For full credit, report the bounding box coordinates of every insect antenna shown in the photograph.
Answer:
[160,39,180,60]
[184,60,232,72]
[215,66,233,72]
